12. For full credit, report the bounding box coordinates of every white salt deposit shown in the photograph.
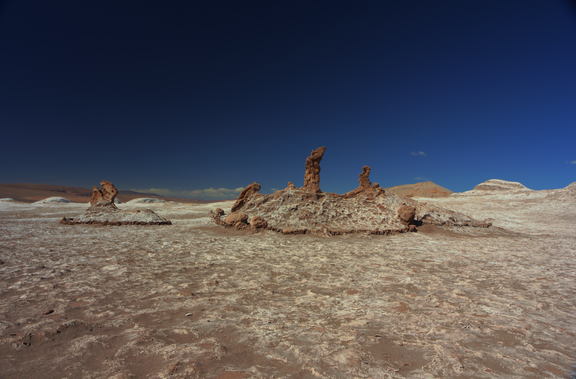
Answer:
[126,198,167,204]
[33,197,71,204]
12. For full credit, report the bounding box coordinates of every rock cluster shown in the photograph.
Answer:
[60,180,171,226]
[214,147,490,234]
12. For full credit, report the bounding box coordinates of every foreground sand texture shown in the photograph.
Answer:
[1,185,576,378]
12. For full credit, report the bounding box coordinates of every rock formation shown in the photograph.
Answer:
[359,166,371,189]
[341,166,375,199]
[250,215,267,229]
[454,179,533,197]
[60,180,171,226]
[303,146,326,192]
[89,180,119,207]
[232,182,261,213]
[223,213,248,227]
[215,148,490,235]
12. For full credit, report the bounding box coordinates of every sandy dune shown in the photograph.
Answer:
[0,189,575,378]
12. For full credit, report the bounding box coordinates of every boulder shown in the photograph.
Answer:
[224,213,248,226]
[231,182,261,213]
[214,208,225,216]
[303,146,326,192]
[397,205,416,224]
[250,215,267,229]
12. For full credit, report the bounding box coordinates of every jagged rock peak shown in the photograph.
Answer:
[359,166,372,189]
[90,180,119,207]
[303,146,326,192]
[232,182,261,213]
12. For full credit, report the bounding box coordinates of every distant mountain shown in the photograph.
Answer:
[0,183,219,203]
[384,181,453,198]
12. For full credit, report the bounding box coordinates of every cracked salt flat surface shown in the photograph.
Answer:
[0,195,575,378]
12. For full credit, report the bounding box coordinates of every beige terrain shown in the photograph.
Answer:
[384,182,453,198]
[1,180,575,378]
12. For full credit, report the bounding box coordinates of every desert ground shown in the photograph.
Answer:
[1,183,575,378]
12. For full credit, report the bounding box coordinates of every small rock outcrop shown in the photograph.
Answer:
[303,146,326,192]
[60,180,171,226]
[250,216,267,229]
[359,166,372,189]
[341,166,374,199]
[398,205,416,224]
[90,180,119,206]
[223,213,248,227]
[231,182,261,213]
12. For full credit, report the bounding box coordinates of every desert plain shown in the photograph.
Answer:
[1,180,575,378]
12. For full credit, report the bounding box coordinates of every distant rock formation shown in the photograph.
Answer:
[126,198,167,204]
[454,179,533,197]
[60,180,171,226]
[385,181,453,198]
[303,146,326,192]
[232,182,261,212]
[34,197,71,204]
[90,180,118,206]
[215,148,490,234]
[471,179,530,192]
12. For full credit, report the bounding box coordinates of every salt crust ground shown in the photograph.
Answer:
[0,192,575,378]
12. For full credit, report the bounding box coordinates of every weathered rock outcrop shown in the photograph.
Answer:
[215,148,490,235]
[60,180,171,226]
[303,146,326,192]
[89,180,119,206]
[224,213,248,227]
[359,166,371,189]
[232,182,261,213]
[341,166,377,199]
[250,216,267,229]
[398,205,416,224]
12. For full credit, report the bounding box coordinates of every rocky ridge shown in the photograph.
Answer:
[215,147,490,234]
[60,181,171,226]
[454,179,533,196]
[385,181,453,198]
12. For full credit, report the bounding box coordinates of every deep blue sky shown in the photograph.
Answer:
[1,1,575,199]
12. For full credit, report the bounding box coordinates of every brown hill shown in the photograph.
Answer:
[0,183,217,204]
[384,181,453,198]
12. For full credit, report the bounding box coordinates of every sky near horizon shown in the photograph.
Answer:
[1,1,575,199]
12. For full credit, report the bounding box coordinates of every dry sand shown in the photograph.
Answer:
[0,192,575,378]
